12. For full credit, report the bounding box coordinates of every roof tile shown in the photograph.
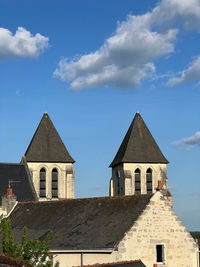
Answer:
[110,113,168,167]
[25,113,75,163]
[9,195,152,250]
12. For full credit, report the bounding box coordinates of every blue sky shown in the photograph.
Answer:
[0,0,200,230]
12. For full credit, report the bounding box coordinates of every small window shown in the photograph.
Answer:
[40,168,46,198]
[116,170,120,196]
[146,168,152,193]
[156,244,165,263]
[52,168,58,198]
[135,168,141,195]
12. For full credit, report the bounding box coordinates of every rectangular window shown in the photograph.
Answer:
[156,244,165,263]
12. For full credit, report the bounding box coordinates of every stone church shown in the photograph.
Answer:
[24,112,75,200]
[0,112,199,267]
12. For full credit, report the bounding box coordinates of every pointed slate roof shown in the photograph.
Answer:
[25,113,75,163]
[110,113,168,167]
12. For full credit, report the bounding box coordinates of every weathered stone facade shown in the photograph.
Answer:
[114,192,198,267]
[52,192,199,267]
[110,163,167,196]
[27,162,75,200]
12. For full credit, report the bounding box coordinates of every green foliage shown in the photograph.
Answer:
[190,231,200,238]
[0,219,59,267]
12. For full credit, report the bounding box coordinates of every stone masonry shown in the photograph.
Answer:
[110,163,167,196]
[53,191,199,267]
[27,162,75,200]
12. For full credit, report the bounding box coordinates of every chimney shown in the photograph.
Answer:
[6,188,13,196]
[2,186,17,216]
[158,180,162,189]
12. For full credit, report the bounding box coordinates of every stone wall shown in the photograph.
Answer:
[27,162,75,200]
[114,191,199,267]
[110,163,167,196]
[52,192,199,267]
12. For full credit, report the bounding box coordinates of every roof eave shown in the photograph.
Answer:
[26,160,75,164]
[50,248,114,253]
[110,160,169,168]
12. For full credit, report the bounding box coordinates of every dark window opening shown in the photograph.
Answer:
[146,168,152,193]
[156,244,164,263]
[52,168,58,198]
[116,170,120,196]
[135,168,141,195]
[40,168,46,198]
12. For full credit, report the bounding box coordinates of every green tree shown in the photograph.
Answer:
[0,218,59,267]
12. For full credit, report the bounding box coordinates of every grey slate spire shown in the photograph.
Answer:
[24,113,75,163]
[110,113,168,167]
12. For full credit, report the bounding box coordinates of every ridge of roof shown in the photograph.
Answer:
[17,194,153,205]
[24,113,75,163]
[0,162,22,166]
[110,113,169,167]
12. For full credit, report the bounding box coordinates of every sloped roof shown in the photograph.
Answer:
[110,113,168,167]
[83,260,146,267]
[0,163,37,204]
[8,195,152,250]
[24,113,75,163]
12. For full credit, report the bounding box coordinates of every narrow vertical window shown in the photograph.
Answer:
[40,168,46,198]
[135,168,141,195]
[116,170,120,196]
[52,168,58,198]
[156,244,165,263]
[146,168,152,193]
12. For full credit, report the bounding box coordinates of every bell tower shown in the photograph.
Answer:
[109,112,169,196]
[23,113,75,201]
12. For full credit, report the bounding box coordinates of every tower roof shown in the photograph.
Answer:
[24,113,75,163]
[110,113,168,167]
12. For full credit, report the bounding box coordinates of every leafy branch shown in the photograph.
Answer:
[0,219,59,267]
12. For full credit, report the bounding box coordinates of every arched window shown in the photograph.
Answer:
[146,168,152,193]
[40,168,46,198]
[135,168,141,195]
[52,168,58,198]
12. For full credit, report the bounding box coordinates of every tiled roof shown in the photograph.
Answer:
[110,113,168,167]
[8,195,152,250]
[25,113,75,163]
[0,163,37,204]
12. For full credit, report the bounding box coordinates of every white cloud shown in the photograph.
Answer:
[167,56,200,86]
[151,0,200,31]
[173,131,200,147]
[0,27,49,60]
[54,0,200,90]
